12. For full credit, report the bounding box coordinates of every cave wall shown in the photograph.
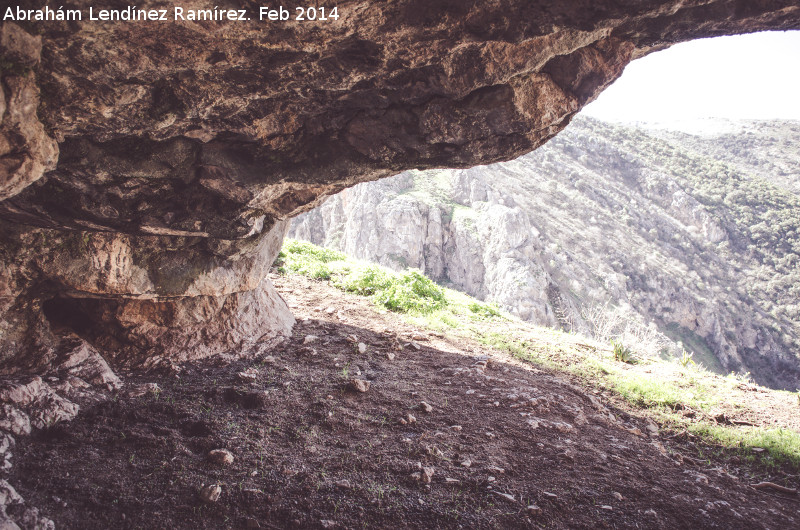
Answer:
[1,1,798,370]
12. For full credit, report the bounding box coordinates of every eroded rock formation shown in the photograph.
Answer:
[1,1,798,370]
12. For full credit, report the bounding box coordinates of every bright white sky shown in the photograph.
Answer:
[582,31,800,124]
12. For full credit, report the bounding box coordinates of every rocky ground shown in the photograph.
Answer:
[1,272,798,529]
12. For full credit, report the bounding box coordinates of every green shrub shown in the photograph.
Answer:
[279,239,346,279]
[335,266,393,295]
[469,301,502,318]
[612,340,634,363]
[282,239,346,263]
[374,270,447,314]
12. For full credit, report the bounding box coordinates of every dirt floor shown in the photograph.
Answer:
[8,274,800,529]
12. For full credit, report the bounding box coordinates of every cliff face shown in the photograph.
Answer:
[1,1,799,370]
[290,118,800,390]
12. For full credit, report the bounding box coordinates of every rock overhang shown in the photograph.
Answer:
[0,0,798,369]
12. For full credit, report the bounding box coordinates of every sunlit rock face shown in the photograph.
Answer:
[0,1,798,370]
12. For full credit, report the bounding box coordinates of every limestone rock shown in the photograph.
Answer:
[208,449,235,466]
[0,2,797,370]
[199,484,222,504]
[349,379,370,393]
[0,405,30,436]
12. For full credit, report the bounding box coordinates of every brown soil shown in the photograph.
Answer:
[9,274,800,529]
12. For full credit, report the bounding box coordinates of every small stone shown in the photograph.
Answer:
[303,335,319,345]
[600,505,613,511]
[553,421,574,433]
[397,417,407,425]
[492,491,516,502]
[320,520,336,529]
[357,342,367,354]
[751,447,765,453]
[386,352,396,361]
[645,509,657,517]
[325,307,335,314]
[466,389,476,395]
[335,479,351,489]
[651,441,669,457]
[418,401,433,413]
[407,342,421,351]
[450,425,462,431]
[558,449,575,461]
[349,379,370,393]
[542,491,558,500]
[646,421,659,436]
[200,484,222,503]
[208,449,234,466]
[527,504,542,515]
[460,459,472,468]
[486,466,505,474]
[612,491,623,501]
[487,476,496,483]
[406,413,417,424]
[237,370,258,383]
[625,426,644,437]
[421,467,434,483]
[126,382,161,398]
[445,478,460,484]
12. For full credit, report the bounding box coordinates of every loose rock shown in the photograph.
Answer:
[492,491,516,503]
[418,402,433,413]
[199,484,222,503]
[237,370,258,383]
[208,449,234,466]
[349,379,370,393]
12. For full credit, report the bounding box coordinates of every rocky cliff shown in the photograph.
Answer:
[1,1,799,372]
[290,117,800,390]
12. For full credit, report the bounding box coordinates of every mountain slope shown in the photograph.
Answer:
[290,117,800,390]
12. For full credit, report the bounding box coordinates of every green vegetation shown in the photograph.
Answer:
[612,340,634,363]
[279,239,447,314]
[679,349,696,368]
[276,239,347,279]
[277,238,800,469]
[468,301,502,319]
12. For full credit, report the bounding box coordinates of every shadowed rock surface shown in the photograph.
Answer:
[1,1,799,370]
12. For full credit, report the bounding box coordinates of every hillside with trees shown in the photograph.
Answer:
[291,117,800,390]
